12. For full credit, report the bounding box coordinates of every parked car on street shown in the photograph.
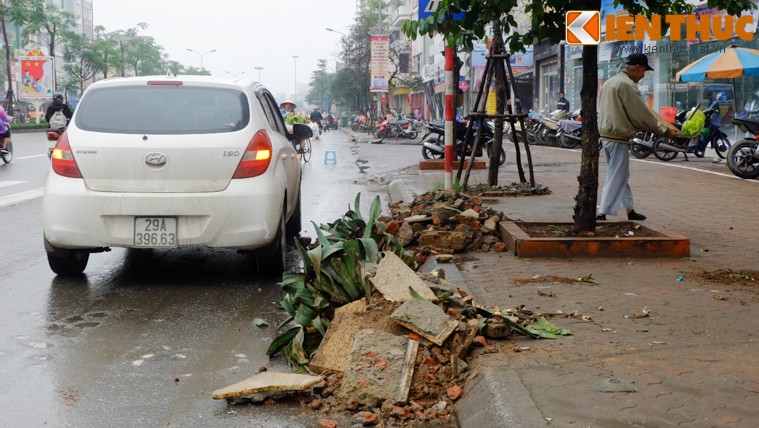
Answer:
[42,75,311,275]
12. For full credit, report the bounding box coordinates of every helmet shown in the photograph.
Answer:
[53,93,64,101]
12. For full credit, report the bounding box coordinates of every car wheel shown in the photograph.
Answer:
[259,208,287,274]
[47,249,89,276]
[285,188,302,237]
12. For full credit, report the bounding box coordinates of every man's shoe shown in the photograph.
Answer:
[596,214,606,221]
[627,210,647,221]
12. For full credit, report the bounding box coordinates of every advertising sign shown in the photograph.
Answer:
[370,35,389,93]
[19,51,54,101]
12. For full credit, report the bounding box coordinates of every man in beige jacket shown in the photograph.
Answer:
[597,53,679,221]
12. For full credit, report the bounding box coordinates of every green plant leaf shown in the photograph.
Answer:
[525,316,573,339]
[294,303,318,327]
[252,318,269,327]
[353,193,363,221]
[277,315,294,330]
[358,238,379,264]
[409,286,424,300]
[266,326,300,356]
[313,221,333,248]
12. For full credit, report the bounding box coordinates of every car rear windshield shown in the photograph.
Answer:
[74,85,250,134]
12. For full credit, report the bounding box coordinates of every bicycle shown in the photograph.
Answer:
[0,140,12,164]
[297,138,312,163]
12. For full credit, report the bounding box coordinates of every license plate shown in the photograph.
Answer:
[134,217,177,248]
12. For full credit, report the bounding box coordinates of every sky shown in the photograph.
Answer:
[92,0,358,104]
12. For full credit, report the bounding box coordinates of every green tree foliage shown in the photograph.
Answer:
[0,0,31,115]
[63,32,106,96]
[402,0,755,233]
[307,59,333,109]
[22,0,77,60]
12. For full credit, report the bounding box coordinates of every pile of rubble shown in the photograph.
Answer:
[212,252,533,427]
[382,189,518,258]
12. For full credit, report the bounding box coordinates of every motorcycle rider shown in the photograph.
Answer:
[309,107,323,132]
[0,105,13,153]
[45,93,73,129]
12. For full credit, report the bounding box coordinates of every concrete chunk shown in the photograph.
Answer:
[338,329,419,407]
[370,252,437,302]
[390,299,459,346]
[212,371,323,400]
[309,305,406,375]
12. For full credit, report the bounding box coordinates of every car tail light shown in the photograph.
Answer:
[232,130,272,178]
[51,132,82,178]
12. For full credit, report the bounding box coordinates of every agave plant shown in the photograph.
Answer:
[267,193,413,370]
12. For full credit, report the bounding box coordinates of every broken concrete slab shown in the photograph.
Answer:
[339,329,419,407]
[390,299,459,346]
[310,301,406,375]
[212,371,323,401]
[335,298,368,316]
[370,252,437,302]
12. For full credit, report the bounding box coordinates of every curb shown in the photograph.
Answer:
[384,179,548,427]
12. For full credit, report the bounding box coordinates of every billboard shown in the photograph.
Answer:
[370,34,389,93]
[19,53,54,101]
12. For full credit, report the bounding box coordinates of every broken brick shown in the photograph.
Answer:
[447,384,463,401]
[473,336,487,347]
[318,419,337,428]
[492,242,507,252]
[352,410,379,426]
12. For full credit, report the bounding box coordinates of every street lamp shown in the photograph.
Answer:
[254,66,264,82]
[325,27,346,37]
[292,55,299,98]
[186,48,217,71]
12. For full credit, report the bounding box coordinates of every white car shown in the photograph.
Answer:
[42,75,311,275]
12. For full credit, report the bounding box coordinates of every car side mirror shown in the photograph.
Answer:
[291,123,313,140]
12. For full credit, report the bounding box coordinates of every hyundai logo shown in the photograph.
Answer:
[144,152,168,166]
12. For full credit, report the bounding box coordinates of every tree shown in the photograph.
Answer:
[22,0,77,60]
[307,59,333,110]
[0,0,30,116]
[402,0,755,234]
[123,36,166,76]
[91,26,120,79]
[331,0,387,112]
[107,23,147,77]
[62,33,104,96]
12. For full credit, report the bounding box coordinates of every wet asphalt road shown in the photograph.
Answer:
[0,129,421,427]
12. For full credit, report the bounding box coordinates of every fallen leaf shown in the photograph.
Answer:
[713,295,728,301]
[577,274,599,285]
[253,318,269,327]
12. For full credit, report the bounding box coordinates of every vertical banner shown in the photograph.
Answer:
[19,51,54,101]
[370,35,389,93]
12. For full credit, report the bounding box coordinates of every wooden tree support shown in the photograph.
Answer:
[455,22,536,191]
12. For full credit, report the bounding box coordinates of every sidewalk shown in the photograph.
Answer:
[384,143,759,427]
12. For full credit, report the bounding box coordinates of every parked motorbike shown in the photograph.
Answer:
[535,109,567,146]
[651,105,700,161]
[420,120,506,166]
[555,111,582,149]
[630,131,655,158]
[727,117,759,179]
[651,104,730,161]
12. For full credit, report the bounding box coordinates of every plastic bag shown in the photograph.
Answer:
[681,109,706,137]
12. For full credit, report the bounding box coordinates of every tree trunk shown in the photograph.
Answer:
[488,19,507,186]
[572,45,601,234]
[2,17,15,116]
